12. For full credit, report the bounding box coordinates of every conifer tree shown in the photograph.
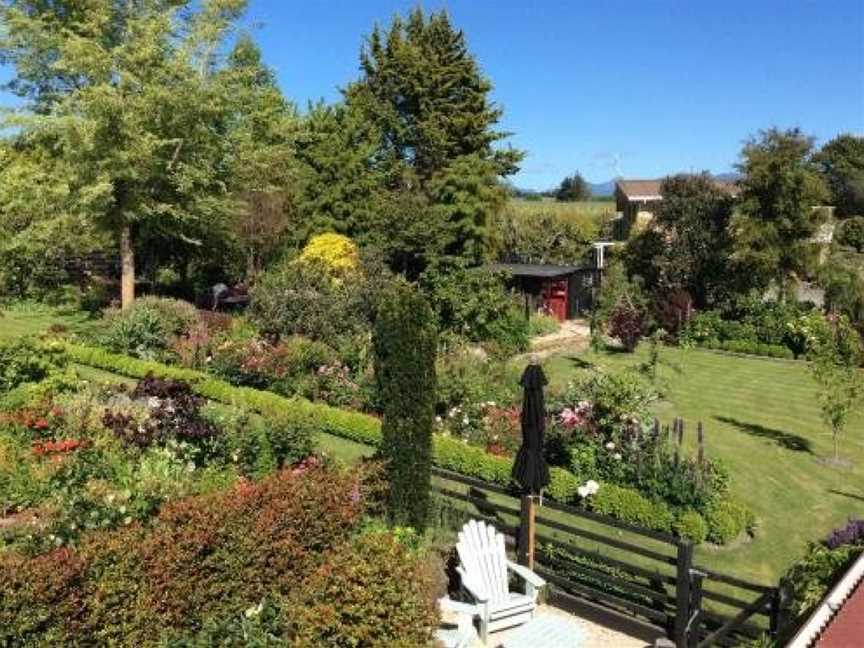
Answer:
[373,281,437,529]
[343,8,523,275]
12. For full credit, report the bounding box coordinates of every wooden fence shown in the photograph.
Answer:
[430,466,782,648]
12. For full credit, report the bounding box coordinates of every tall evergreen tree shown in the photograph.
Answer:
[0,0,248,307]
[555,171,591,202]
[733,128,829,301]
[373,281,437,529]
[343,8,522,275]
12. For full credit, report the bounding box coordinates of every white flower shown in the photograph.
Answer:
[435,416,442,423]
[123,516,133,525]
[462,416,470,425]
[613,453,622,461]
[605,442,615,450]
[244,603,264,619]
[585,480,600,494]
[119,505,126,515]
[577,485,589,498]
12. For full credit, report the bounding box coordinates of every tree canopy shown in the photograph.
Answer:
[814,133,864,217]
[733,128,829,301]
[555,172,591,202]
[0,0,251,307]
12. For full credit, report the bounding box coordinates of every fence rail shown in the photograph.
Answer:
[429,466,782,647]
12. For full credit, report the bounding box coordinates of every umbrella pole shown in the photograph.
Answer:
[518,494,537,569]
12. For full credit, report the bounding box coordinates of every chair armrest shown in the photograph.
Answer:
[457,567,490,603]
[438,597,479,617]
[507,560,547,588]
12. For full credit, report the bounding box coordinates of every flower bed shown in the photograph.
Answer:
[63,342,752,544]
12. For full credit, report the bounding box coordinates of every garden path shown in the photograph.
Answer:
[526,319,591,357]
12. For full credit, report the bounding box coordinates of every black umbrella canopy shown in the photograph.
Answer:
[511,362,550,495]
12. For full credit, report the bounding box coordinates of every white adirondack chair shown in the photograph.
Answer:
[455,519,546,643]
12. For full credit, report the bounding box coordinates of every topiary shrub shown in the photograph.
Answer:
[374,282,438,529]
[674,510,709,544]
[589,484,673,532]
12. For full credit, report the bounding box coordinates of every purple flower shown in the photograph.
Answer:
[824,519,864,550]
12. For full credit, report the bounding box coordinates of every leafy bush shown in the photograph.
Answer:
[102,375,216,448]
[838,216,864,253]
[674,510,709,544]
[608,302,646,352]
[705,499,755,544]
[529,312,560,336]
[702,339,795,359]
[298,232,360,275]
[780,520,864,637]
[102,298,199,360]
[589,484,674,532]
[249,255,383,348]
[285,531,440,646]
[374,282,437,528]
[0,465,371,645]
[0,338,68,393]
[419,258,529,354]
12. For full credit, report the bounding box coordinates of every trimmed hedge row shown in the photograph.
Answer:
[64,343,748,542]
[699,339,796,360]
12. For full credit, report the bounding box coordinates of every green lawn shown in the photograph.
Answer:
[543,345,864,584]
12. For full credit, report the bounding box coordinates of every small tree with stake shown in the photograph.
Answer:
[810,314,864,464]
[373,281,438,529]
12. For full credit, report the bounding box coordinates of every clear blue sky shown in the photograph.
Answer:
[3,0,863,190]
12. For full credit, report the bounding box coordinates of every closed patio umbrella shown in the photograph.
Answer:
[511,359,550,495]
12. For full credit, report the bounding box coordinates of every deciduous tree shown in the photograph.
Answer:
[0,0,248,307]
[814,133,864,217]
[733,128,829,301]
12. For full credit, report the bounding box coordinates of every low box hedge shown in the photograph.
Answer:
[65,342,745,542]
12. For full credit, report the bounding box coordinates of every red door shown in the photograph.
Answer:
[542,280,568,321]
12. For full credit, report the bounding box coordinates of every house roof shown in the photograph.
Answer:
[788,551,864,648]
[615,178,740,202]
[488,263,586,279]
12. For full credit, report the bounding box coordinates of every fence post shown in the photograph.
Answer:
[674,541,694,648]
[687,572,704,648]
[769,587,784,639]
[519,495,536,569]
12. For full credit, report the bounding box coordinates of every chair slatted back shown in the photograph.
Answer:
[456,520,509,604]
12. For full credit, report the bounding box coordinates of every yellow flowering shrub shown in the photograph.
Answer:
[298,233,359,276]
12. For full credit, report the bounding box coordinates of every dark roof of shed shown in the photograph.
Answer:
[489,262,586,279]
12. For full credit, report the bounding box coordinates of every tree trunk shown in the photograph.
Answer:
[120,223,135,309]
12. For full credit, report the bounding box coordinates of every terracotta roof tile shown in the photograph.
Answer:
[615,178,739,200]
[817,580,864,648]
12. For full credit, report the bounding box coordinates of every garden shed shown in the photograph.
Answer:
[489,262,598,321]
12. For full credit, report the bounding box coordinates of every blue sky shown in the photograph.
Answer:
[3,0,863,189]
